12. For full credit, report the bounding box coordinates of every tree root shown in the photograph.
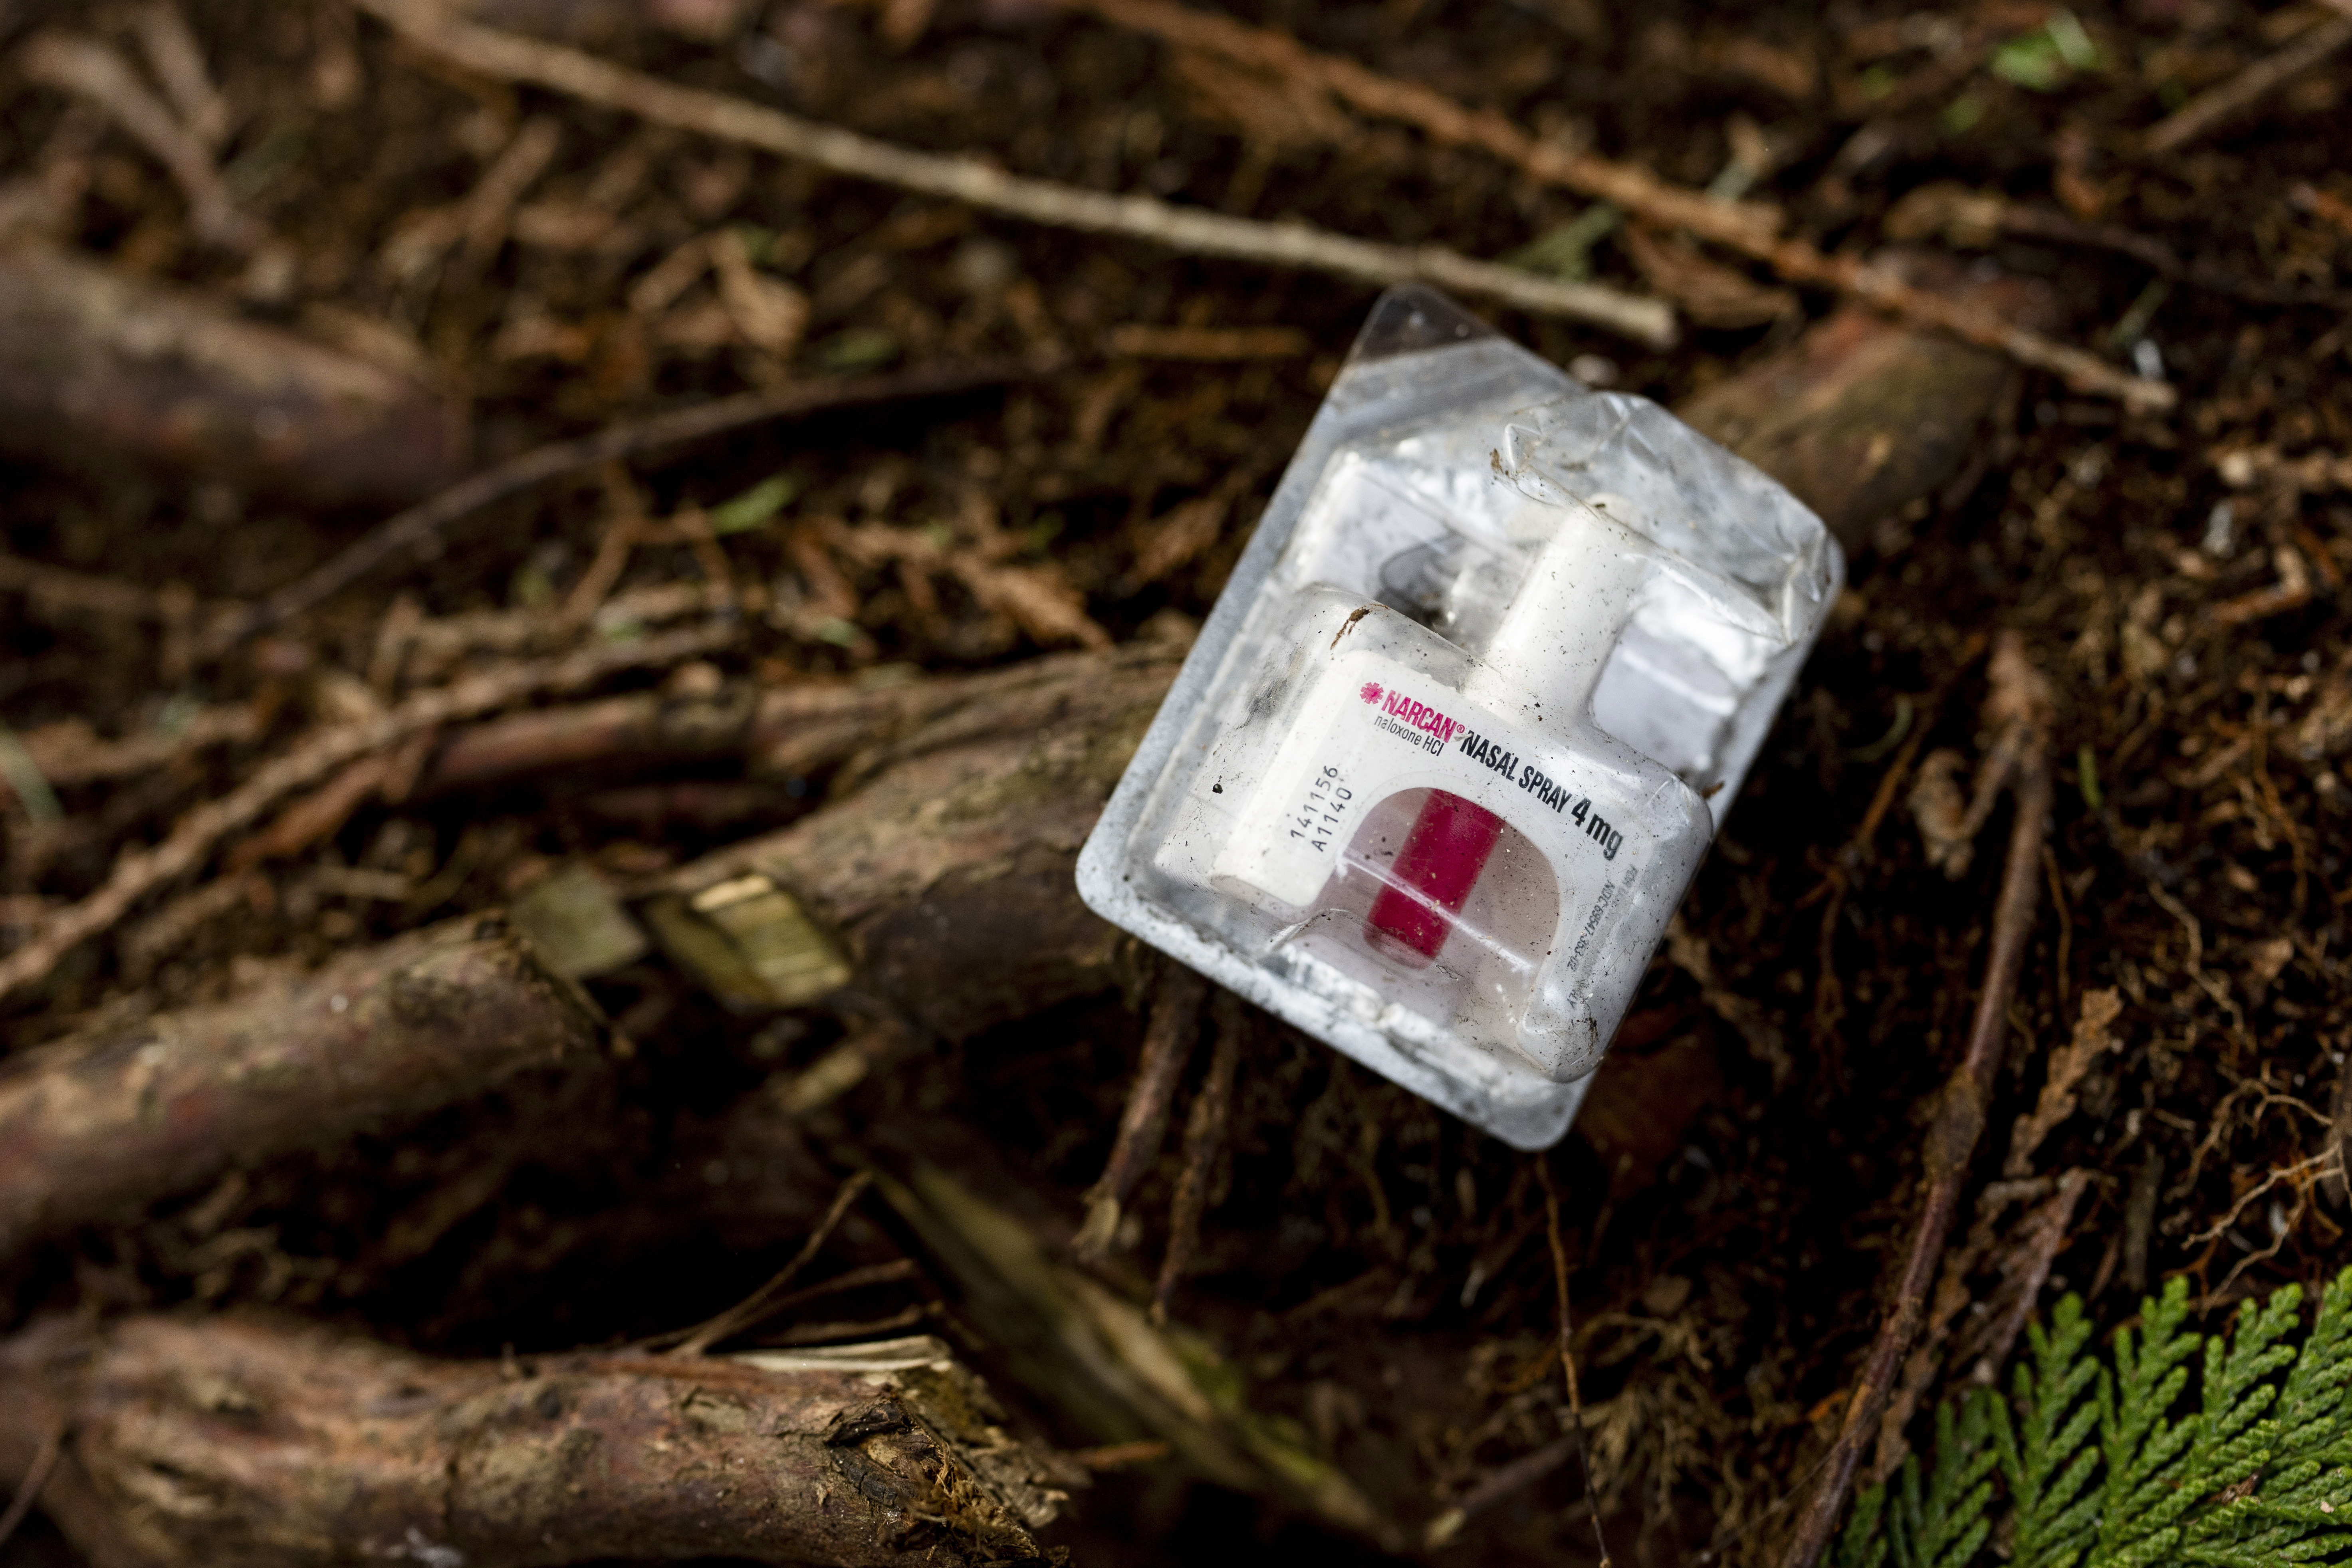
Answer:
[0,1312,1065,1568]
[0,914,605,1264]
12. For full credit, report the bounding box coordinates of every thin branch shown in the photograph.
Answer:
[1072,0,2172,410]
[665,1172,874,1356]
[220,359,1030,647]
[0,1423,63,1553]
[352,0,1677,347]
[0,622,738,1010]
[2142,6,2352,155]
[1777,736,2055,1568]
[18,32,259,250]
[1151,992,1242,1325]
[1074,965,1207,1260]
[1538,1158,1612,1568]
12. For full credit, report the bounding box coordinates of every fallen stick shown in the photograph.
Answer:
[0,621,737,1012]
[2142,2,2352,155]
[0,246,465,504]
[1071,0,2172,410]
[223,358,1029,646]
[0,1312,1063,1568]
[14,703,264,790]
[0,913,604,1263]
[1775,642,2055,1568]
[1073,0,1780,247]
[352,0,1678,346]
[1885,183,2346,307]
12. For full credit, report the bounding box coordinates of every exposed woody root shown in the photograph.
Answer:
[648,638,1183,1037]
[414,634,1174,801]
[0,914,603,1264]
[0,1312,1066,1568]
[0,641,1180,1275]
[0,245,466,506]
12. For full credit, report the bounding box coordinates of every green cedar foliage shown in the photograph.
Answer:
[1834,1269,2352,1568]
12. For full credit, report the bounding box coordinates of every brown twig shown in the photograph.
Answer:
[0,553,237,628]
[1071,0,1779,247]
[1424,1435,1575,1549]
[1538,1158,1612,1568]
[18,32,259,250]
[0,1423,62,1554]
[15,704,263,790]
[130,3,230,152]
[1777,712,2054,1568]
[0,621,737,1010]
[1073,966,1208,1260]
[353,0,1677,345]
[222,359,1029,647]
[2142,5,2352,155]
[1151,993,1242,1325]
[664,1172,875,1356]
[1071,0,2172,410]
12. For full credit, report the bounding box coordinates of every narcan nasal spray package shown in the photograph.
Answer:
[1077,288,1842,1148]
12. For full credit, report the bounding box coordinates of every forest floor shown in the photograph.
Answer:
[0,0,2348,1564]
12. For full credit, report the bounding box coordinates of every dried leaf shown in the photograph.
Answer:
[2003,989,2124,1176]
[1909,747,1973,875]
[952,559,1111,650]
[1129,494,1228,585]
[712,228,810,358]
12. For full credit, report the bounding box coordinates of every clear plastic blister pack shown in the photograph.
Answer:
[1076,288,1843,1148]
